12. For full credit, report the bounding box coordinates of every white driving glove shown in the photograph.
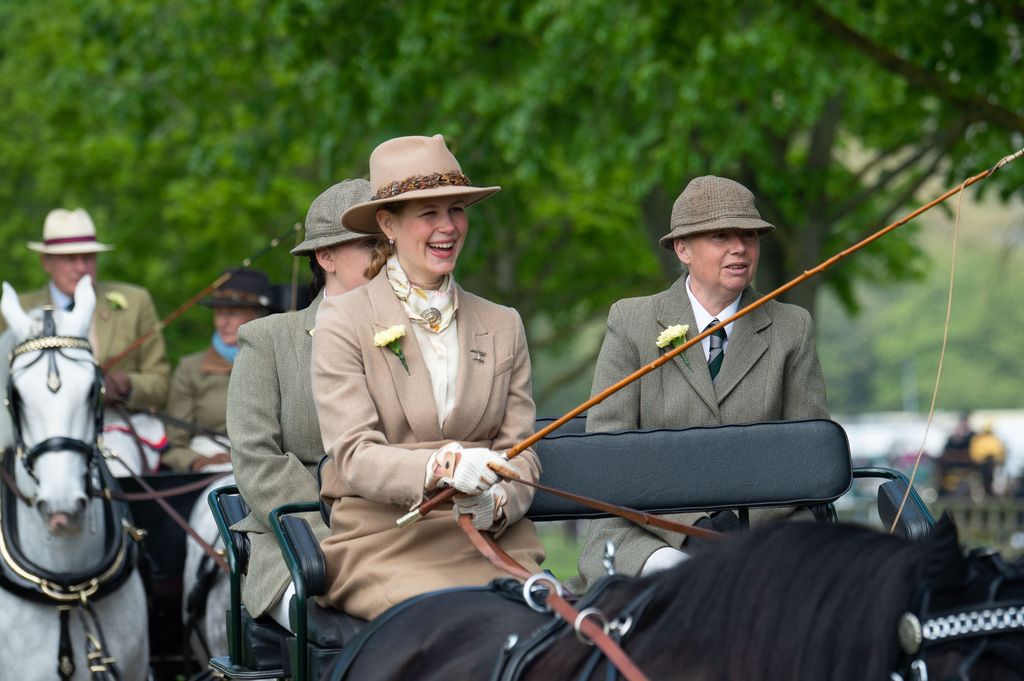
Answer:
[454,485,508,531]
[425,444,503,495]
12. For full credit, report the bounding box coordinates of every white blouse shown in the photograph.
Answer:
[408,316,460,429]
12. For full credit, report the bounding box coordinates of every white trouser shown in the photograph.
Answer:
[640,546,690,576]
[267,583,297,632]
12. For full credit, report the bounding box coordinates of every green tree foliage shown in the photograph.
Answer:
[0,1,1021,408]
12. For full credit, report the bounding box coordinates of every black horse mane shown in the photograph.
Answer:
[547,521,931,681]
[331,518,1022,681]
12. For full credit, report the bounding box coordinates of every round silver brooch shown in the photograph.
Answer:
[897,612,923,654]
[422,307,442,327]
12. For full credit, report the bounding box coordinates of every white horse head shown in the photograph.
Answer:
[1,276,99,535]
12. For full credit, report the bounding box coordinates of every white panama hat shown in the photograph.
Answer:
[27,208,115,255]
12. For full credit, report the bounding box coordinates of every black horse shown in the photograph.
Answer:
[325,516,1024,680]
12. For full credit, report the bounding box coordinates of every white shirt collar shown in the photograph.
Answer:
[49,281,74,311]
[685,276,741,356]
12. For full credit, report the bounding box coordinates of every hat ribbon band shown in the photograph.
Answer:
[43,235,100,246]
[372,170,473,201]
[209,290,267,305]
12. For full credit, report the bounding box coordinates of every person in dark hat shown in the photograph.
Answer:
[576,176,829,589]
[163,268,273,471]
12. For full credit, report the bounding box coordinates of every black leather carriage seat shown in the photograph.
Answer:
[527,419,851,521]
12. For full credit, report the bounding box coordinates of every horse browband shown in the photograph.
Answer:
[10,335,92,359]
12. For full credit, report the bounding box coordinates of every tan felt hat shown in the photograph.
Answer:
[341,134,500,234]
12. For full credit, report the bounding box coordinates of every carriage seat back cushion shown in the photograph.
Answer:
[295,599,368,649]
[237,604,288,671]
[528,419,852,520]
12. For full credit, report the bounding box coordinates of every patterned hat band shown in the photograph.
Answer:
[209,289,270,306]
[372,171,472,201]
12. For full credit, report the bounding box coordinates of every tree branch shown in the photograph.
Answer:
[829,122,959,223]
[804,2,1024,132]
[862,148,946,240]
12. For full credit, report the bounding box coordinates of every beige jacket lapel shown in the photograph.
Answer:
[367,275,443,441]
[713,288,770,403]
[444,286,493,439]
[657,277,718,415]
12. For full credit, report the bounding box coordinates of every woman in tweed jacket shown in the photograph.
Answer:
[227,180,382,628]
[576,176,829,589]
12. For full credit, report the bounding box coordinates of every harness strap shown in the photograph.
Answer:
[58,606,76,680]
[104,471,229,503]
[457,516,651,681]
[99,451,228,574]
[0,449,33,506]
[100,424,168,452]
[79,600,123,680]
[489,463,723,541]
[109,404,156,474]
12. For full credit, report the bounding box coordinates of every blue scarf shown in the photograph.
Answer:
[212,331,239,364]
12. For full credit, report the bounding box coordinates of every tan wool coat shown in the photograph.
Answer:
[162,347,231,471]
[0,281,170,408]
[228,299,329,618]
[312,272,546,620]
[577,276,829,588]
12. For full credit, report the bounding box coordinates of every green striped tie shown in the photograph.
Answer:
[707,319,726,382]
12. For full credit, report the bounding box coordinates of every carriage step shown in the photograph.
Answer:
[208,655,285,680]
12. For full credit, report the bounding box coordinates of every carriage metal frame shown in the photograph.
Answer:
[206,418,935,681]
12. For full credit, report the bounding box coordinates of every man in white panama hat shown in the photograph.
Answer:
[1,208,170,409]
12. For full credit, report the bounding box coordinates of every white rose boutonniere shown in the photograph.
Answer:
[105,291,129,311]
[656,323,692,370]
[374,325,409,374]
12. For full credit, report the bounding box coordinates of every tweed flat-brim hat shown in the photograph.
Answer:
[658,176,775,250]
[291,179,375,255]
[341,134,500,234]
[28,208,115,255]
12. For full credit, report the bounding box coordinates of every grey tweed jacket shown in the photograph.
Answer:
[576,276,829,588]
[227,297,328,618]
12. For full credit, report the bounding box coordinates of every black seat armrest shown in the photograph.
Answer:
[279,515,327,597]
[219,492,253,573]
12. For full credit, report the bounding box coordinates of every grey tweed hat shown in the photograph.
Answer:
[291,179,374,255]
[658,176,775,250]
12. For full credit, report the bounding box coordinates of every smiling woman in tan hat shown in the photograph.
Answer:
[311,135,545,620]
[226,179,385,630]
[1,207,170,408]
[575,175,829,590]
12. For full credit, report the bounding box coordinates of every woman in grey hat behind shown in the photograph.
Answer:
[226,179,384,629]
[576,175,829,590]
